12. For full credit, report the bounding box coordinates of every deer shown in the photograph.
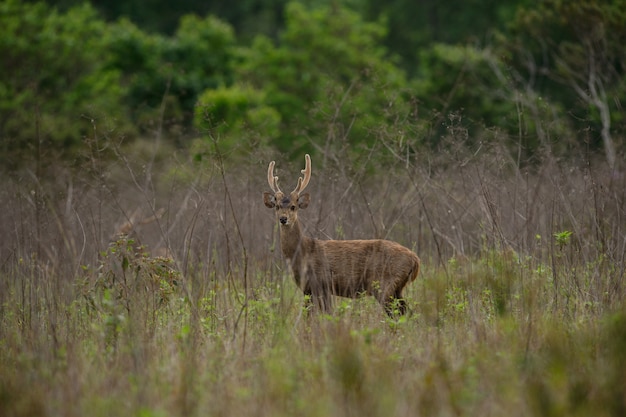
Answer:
[263,154,420,317]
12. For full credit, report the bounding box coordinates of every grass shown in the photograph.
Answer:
[1,138,625,417]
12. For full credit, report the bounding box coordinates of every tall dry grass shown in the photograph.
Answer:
[1,133,625,416]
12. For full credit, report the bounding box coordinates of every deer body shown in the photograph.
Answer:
[264,155,420,316]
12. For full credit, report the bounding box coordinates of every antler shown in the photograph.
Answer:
[267,160,282,193]
[292,154,311,194]
[268,154,311,195]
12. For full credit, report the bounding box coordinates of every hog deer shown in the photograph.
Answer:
[263,154,420,316]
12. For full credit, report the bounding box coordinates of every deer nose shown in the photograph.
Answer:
[279,216,288,225]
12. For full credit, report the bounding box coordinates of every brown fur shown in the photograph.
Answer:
[264,155,420,316]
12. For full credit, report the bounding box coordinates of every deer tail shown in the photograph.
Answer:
[409,255,420,282]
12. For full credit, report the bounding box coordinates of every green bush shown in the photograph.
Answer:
[194,84,280,157]
[105,14,236,140]
[201,2,413,159]
[0,0,128,167]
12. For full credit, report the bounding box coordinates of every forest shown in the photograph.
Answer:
[1,1,625,416]
[2,0,624,167]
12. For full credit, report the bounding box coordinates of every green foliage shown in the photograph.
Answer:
[361,0,530,75]
[203,1,412,158]
[103,18,171,128]
[554,230,573,250]
[413,42,576,158]
[415,44,518,142]
[602,308,626,415]
[105,14,236,137]
[503,0,626,162]
[0,0,128,167]
[4,0,626,169]
[43,0,526,77]
[0,1,237,169]
[193,84,280,157]
[3,247,626,416]
[81,236,180,348]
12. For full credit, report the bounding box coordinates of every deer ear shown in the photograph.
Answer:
[298,193,310,209]
[263,192,276,208]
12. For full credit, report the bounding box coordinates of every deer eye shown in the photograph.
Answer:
[290,205,296,211]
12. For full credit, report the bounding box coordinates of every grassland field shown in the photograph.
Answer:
[1,140,625,417]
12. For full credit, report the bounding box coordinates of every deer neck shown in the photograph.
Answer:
[279,219,309,262]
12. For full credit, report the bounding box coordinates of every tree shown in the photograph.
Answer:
[414,44,516,141]
[0,0,128,167]
[36,0,288,38]
[105,14,236,141]
[361,0,529,75]
[0,1,238,168]
[195,1,412,160]
[506,0,626,170]
[194,85,281,157]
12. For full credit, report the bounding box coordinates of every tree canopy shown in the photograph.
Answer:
[3,0,625,169]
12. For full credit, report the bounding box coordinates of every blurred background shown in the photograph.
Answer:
[2,0,624,273]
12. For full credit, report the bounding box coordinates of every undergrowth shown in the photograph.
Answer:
[1,243,625,417]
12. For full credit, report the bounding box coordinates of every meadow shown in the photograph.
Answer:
[1,138,625,417]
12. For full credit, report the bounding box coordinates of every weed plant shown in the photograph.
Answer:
[0,133,625,416]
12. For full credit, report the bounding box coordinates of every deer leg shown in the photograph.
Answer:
[383,298,407,318]
[305,270,334,313]
[382,289,408,317]
[310,292,332,313]
[303,286,332,314]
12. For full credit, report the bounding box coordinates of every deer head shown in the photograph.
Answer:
[263,154,311,227]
